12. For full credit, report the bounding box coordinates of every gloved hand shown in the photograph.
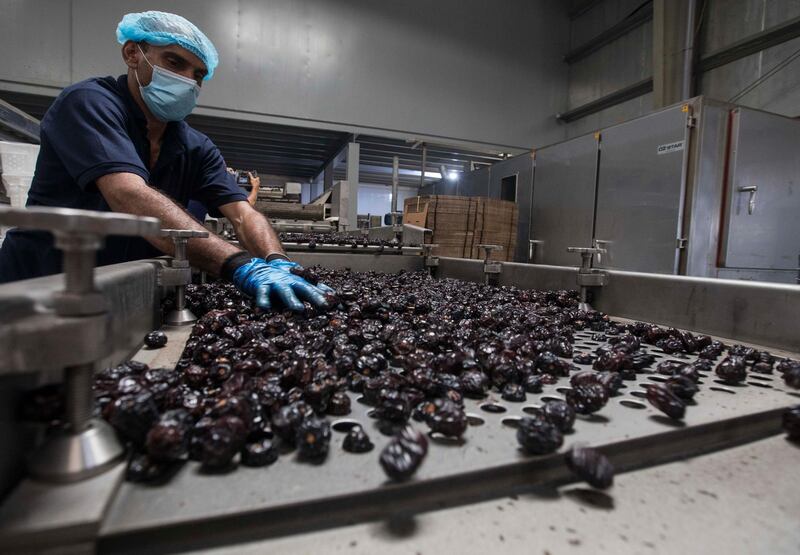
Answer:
[232,258,333,312]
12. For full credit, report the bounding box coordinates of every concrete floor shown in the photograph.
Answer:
[191,435,800,555]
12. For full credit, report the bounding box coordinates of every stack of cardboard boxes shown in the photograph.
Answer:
[403,195,518,261]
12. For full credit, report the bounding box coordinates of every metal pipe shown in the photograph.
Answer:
[419,144,427,190]
[64,364,93,432]
[175,285,186,312]
[682,0,697,100]
[56,234,101,295]
[391,156,399,226]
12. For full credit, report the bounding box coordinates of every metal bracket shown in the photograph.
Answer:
[478,244,503,285]
[160,229,209,326]
[528,239,544,262]
[421,243,440,275]
[567,246,609,311]
[0,206,160,482]
[676,237,688,249]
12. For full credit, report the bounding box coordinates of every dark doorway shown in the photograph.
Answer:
[500,174,517,202]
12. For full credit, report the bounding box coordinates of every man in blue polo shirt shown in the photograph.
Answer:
[0,11,330,312]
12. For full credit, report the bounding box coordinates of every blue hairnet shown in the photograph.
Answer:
[116,11,219,80]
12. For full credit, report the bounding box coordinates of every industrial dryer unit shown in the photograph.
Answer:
[433,97,800,284]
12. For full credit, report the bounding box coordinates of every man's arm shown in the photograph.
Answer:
[246,172,260,206]
[219,200,285,260]
[96,172,241,275]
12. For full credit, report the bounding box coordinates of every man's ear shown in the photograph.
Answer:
[121,41,139,69]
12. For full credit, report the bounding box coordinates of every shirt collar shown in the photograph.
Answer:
[116,74,147,122]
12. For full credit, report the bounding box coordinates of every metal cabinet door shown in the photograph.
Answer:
[490,154,533,262]
[529,134,598,266]
[721,108,800,271]
[593,106,690,274]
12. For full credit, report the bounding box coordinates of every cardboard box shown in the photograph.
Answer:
[403,195,518,261]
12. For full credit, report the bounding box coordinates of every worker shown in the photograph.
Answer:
[187,170,259,223]
[0,11,330,311]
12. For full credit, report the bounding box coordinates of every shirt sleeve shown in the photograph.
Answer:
[192,139,249,218]
[40,87,150,190]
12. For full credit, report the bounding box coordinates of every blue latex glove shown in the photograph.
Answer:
[266,259,335,294]
[232,258,332,311]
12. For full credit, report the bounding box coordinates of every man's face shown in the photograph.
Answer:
[125,42,207,87]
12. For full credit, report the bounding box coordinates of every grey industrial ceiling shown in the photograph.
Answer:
[0,90,506,187]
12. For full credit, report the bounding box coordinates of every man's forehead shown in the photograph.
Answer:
[152,43,207,74]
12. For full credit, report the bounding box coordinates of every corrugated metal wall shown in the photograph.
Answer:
[562,0,800,137]
[0,0,571,149]
[698,0,800,115]
[564,0,654,138]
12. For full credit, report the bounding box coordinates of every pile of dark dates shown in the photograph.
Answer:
[21,268,799,488]
[278,232,414,250]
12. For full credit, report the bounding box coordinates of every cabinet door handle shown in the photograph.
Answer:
[738,185,757,215]
[529,239,543,261]
[593,239,610,264]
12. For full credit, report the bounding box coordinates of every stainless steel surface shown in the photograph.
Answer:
[567,246,609,309]
[717,267,800,285]
[593,103,690,274]
[1,255,798,552]
[345,143,359,231]
[0,463,125,554]
[683,99,730,278]
[0,206,160,237]
[97,319,798,553]
[439,258,800,352]
[0,206,159,316]
[487,153,534,262]
[721,108,800,271]
[0,260,163,376]
[28,419,125,483]
[179,435,800,555]
[530,134,599,266]
[0,207,159,483]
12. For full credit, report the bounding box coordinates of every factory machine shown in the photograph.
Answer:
[0,201,798,554]
[433,97,800,284]
[240,172,430,255]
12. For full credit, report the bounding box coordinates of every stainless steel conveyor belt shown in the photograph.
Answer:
[0,253,798,554]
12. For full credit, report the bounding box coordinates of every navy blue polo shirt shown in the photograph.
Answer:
[0,75,247,283]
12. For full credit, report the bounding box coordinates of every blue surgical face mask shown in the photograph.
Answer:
[135,45,200,122]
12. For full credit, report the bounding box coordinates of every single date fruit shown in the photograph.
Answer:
[144,331,168,349]
[715,356,747,384]
[782,405,800,439]
[565,444,614,489]
[646,383,686,420]
[241,438,279,467]
[342,425,374,453]
[379,426,428,481]
[516,416,563,455]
